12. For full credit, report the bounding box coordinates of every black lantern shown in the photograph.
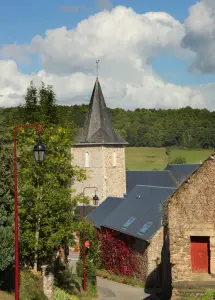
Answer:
[33,138,46,162]
[93,193,99,206]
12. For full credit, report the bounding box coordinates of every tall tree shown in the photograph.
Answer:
[39,82,58,125]
[17,125,86,270]
[0,117,14,276]
[22,80,39,124]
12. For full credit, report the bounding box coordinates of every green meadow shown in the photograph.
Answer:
[125,147,213,170]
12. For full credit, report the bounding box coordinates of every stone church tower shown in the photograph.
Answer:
[72,77,128,205]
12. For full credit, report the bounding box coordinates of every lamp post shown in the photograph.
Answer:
[13,124,46,300]
[82,187,99,292]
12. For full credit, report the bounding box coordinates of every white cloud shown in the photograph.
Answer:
[182,0,215,73]
[0,5,215,110]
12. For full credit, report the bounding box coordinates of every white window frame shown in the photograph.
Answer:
[113,151,116,167]
[85,152,89,168]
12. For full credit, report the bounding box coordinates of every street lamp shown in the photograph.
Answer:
[33,138,47,162]
[82,187,99,292]
[13,124,46,300]
[92,193,99,206]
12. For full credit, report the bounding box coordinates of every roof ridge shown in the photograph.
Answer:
[135,184,177,189]
[126,170,169,172]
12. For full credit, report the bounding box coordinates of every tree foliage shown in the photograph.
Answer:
[17,124,86,269]
[0,116,14,273]
[3,103,215,149]
[11,82,87,269]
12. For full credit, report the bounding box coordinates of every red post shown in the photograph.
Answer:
[82,186,98,292]
[82,202,86,292]
[13,124,44,300]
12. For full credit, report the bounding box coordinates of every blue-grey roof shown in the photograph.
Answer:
[126,170,178,194]
[164,164,200,183]
[75,206,96,217]
[87,197,124,228]
[102,185,176,241]
[88,163,200,241]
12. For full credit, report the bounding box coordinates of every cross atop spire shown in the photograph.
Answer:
[75,78,128,145]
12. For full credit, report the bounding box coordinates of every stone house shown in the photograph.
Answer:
[166,153,215,298]
[87,165,200,291]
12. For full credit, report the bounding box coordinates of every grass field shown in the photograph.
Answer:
[125,147,213,170]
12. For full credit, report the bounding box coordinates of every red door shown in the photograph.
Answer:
[190,236,209,273]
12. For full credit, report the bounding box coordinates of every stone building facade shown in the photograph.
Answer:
[167,154,215,298]
[133,228,164,287]
[72,78,127,204]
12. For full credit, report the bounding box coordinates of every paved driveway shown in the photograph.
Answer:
[97,277,159,300]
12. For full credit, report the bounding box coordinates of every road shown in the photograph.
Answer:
[97,277,159,300]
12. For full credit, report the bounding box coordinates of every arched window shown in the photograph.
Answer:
[113,151,116,167]
[85,152,89,168]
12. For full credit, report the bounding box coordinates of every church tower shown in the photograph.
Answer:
[72,77,128,205]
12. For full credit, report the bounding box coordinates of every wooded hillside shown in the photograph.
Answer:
[1,105,215,148]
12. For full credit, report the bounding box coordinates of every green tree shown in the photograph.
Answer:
[22,81,39,124]
[0,118,14,277]
[17,125,87,270]
[39,82,58,125]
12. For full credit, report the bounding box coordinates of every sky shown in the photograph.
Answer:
[1,0,215,110]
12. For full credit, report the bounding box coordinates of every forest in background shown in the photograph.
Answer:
[1,104,215,149]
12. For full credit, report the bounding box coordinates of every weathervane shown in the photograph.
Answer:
[96,60,100,77]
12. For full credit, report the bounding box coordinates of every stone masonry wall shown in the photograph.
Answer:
[168,155,215,285]
[133,228,163,286]
[104,145,126,199]
[71,145,126,203]
[71,146,106,203]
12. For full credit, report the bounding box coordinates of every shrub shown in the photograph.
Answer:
[53,287,79,300]
[76,259,97,287]
[54,258,81,295]
[169,156,187,164]
[20,269,47,300]
[98,230,136,276]
[202,289,215,300]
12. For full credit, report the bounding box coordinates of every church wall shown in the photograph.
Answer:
[71,146,106,204]
[103,145,126,199]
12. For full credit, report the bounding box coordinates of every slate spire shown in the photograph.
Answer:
[75,78,127,145]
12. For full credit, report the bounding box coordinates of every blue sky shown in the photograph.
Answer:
[1,0,213,86]
[0,0,197,44]
[1,0,215,110]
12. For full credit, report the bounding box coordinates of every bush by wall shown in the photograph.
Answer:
[98,230,136,276]
[76,259,97,287]
[20,269,48,300]
[53,287,79,300]
[54,258,81,295]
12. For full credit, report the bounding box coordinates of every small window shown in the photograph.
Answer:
[138,222,152,235]
[113,151,116,167]
[122,217,136,230]
[85,152,89,168]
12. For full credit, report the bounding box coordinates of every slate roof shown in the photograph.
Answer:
[75,78,127,145]
[75,205,96,217]
[164,164,200,183]
[126,170,178,194]
[87,197,124,228]
[102,185,176,241]
[87,163,201,241]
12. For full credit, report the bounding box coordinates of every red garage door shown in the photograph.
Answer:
[190,236,209,273]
